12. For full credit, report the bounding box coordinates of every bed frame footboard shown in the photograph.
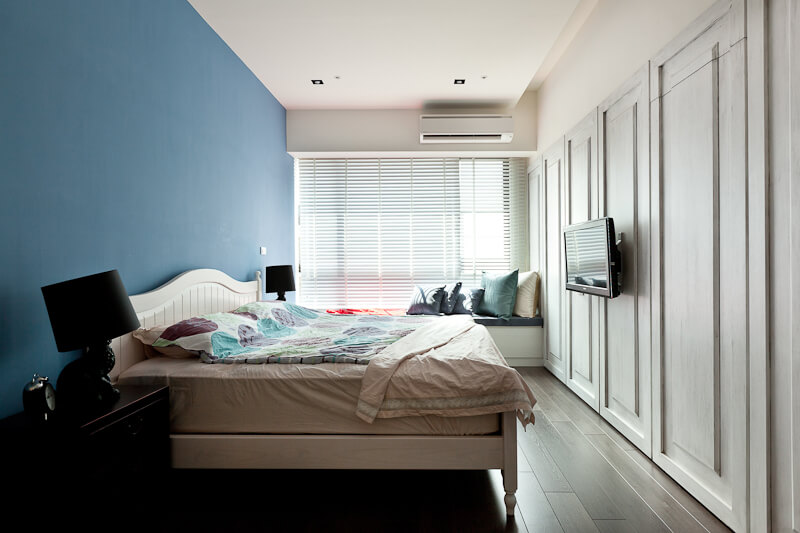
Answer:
[170,411,519,516]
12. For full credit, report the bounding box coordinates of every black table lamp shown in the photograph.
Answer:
[41,269,140,418]
[264,265,296,301]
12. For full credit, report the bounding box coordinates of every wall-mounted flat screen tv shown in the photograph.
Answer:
[563,217,621,298]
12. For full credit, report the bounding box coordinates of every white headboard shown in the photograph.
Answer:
[110,269,262,381]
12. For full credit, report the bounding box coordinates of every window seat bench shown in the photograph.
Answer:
[472,315,544,368]
[472,316,543,327]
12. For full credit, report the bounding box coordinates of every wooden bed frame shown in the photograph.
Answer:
[110,269,518,515]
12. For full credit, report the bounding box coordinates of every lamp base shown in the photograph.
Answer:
[57,340,120,421]
[277,291,286,301]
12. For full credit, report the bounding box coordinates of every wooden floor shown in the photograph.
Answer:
[90,367,729,533]
[509,367,730,533]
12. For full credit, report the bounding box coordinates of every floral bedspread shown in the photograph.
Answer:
[150,301,433,364]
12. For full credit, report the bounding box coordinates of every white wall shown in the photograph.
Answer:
[535,0,716,149]
[287,90,537,158]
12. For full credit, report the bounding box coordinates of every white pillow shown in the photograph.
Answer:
[513,271,540,318]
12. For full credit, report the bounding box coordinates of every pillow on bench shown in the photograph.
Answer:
[406,285,446,315]
[513,271,541,318]
[476,270,519,319]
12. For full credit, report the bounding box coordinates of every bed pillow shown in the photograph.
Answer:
[439,282,462,314]
[141,312,266,360]
[451,288,485,315]
[407,285,446,315]
[132,325,197,358]
[513,271,541,318]
[476,270,519,319]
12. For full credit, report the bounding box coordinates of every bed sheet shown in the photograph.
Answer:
[117,357,500,435]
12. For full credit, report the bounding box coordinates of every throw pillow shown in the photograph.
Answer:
[513,271,541,318]
[476,270,519,319]
[132,325,197,358]
[451,288,485,315]
[407,285,446,315]
[440,282,463,314]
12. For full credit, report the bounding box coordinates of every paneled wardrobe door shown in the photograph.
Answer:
[597,64,652,457]
[541,139,567,384]
[650,0,748,529]
[564,110,601,410]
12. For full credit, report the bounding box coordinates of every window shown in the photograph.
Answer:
[297,157,528,308]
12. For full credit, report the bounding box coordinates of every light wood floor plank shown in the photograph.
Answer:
[519,367,571,421]
[626,447,732,533]
[528,365,729,533]
[532,413,624,519]
[518,419,572,492]
[516,472,565,533]
[546,492,601,533]
[525,368,635,451]
[518,444,533,473]
[586,433,708,532]
[594,519,639,533]
[524,368,607,435]
[552,420,670,533]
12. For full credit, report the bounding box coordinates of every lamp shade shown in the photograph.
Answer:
[41,270,140,352]
[264,265,296,294]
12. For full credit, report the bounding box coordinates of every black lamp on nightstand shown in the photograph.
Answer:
[41,269,140,419]
[264,265,296,301]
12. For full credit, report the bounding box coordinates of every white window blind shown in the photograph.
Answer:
[297,157,528,308]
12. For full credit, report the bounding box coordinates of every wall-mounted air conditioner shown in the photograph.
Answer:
[419,114,514,144]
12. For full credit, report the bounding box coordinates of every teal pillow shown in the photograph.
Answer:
[476,270,519,319]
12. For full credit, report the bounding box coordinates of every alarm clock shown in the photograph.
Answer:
[23,374,56,423]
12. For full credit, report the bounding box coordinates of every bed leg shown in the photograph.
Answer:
[501,411,517,516]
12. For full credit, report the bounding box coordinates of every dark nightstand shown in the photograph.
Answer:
[1,384,169,515]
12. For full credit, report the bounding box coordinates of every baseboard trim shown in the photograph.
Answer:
[507,357,544,368]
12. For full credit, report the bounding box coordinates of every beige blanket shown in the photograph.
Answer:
[356,316,536,426]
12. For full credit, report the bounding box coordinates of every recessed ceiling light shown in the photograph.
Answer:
[311,79,324,85]
[454,79,465,85]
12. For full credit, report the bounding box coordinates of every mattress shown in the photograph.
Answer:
[117,357,500,435]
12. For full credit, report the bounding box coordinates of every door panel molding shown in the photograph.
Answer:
[650,0,747,529]
[597,64,651,457]
[542,138,566,383]
[564,109,600,410]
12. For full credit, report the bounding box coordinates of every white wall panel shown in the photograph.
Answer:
[564,109,600,409]
[650,1,747,529]
[597,65,651,456]
[542,139,566,383]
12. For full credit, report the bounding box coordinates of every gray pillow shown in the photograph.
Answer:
[407,285,446,315]
[451,288,484,315]
[476,270,519,319]
[440,282,463,314]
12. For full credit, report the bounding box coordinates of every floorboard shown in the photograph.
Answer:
[545,492,601,533]
[517,417,572,492]
[515,471,565,533]
[586,433,708,532]
[594,519,639,533]
[626,447,733,533]
[532,414,625,519]
[524,366,731,533]
[523,368,635,451]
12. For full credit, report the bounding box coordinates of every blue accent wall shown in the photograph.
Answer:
[0,1,294,418]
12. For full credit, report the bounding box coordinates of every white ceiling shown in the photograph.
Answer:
[188,0,586,110]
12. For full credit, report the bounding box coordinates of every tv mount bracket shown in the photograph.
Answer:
[615,232,624,293]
